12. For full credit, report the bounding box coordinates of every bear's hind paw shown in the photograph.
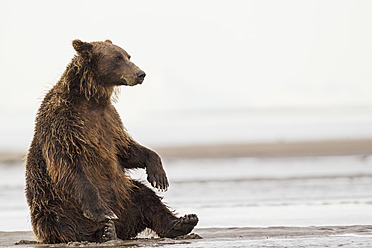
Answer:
[101,219,117,242]
[160,214,199,238]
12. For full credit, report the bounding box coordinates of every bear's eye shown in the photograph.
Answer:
[127,55,131,60]
[116,56,124,62]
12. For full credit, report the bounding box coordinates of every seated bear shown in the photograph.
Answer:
[25,39,198,243]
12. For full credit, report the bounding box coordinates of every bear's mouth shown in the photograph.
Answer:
[119,76,138,86]
[118,77,129,86]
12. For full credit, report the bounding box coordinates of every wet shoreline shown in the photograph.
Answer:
[1,138,372,164]
[156,139,372,160]
[1,141,372,247]
[2,225,372,247]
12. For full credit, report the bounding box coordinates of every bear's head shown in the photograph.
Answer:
[67,39,146,102]
[72,39,146,87]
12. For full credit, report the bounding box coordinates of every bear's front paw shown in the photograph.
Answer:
[146,152,169,192]
[83,204,118,222]
[147,168,169,192]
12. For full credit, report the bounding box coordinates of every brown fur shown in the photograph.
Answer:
[25,40,197,243]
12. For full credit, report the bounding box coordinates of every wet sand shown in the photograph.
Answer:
[156,139,372,160]
[2,225,372,247]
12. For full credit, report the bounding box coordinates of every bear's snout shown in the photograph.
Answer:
[136,71,146,84]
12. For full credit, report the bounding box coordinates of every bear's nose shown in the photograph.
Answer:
[136,71,146,84]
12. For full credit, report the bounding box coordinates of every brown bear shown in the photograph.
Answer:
[25,39,198,244]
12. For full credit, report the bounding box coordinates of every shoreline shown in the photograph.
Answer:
[2,225,372,247]
[1,139,372,164]
[157,138,372,160]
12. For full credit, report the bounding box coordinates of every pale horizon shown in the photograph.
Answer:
[1,0,372,151]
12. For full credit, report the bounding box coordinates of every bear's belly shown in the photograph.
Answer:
[86,159,132,204]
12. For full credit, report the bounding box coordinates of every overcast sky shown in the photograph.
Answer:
[1,0,372,150]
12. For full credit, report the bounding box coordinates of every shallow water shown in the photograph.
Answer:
[160,156,372,228]
[1,155,372,233]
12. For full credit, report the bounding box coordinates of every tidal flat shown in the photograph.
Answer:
[1,143,372,247]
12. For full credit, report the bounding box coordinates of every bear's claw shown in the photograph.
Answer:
[101,220,117,242]
[148,173,169,192]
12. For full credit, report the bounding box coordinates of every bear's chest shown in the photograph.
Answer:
[80,107,127,182]
[84,108,122,150]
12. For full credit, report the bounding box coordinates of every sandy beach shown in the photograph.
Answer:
[156,139,372,160]
[2,139,372,163]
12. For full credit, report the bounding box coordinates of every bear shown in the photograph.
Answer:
[25,39,198,244]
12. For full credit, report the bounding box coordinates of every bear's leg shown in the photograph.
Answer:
[115,180,198,239]
[32,213,70,244]
[32,207,104,244]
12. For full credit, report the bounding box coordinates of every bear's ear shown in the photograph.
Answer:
[72,39,93,57]
[105,39,112,44]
